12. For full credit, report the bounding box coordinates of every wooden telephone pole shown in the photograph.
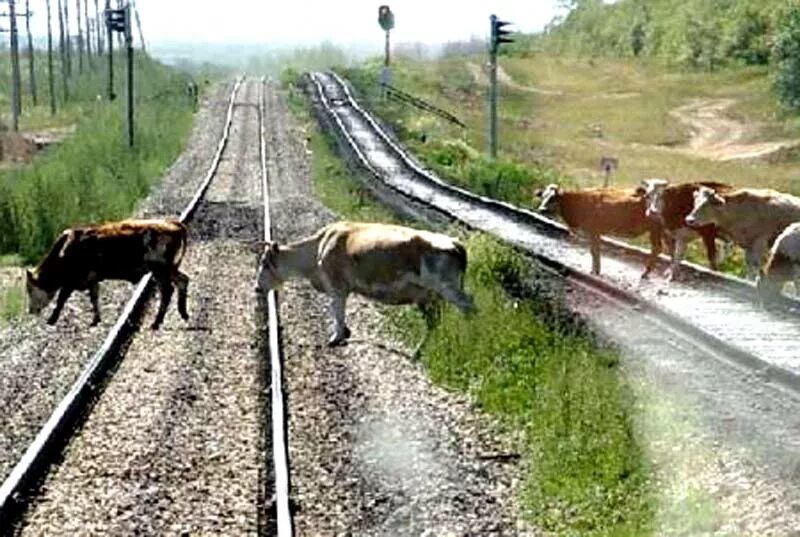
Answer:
[6,0,23,131]
[24,0,36,106]
[94,0,102,54]
[46,0,56,114]
[75,0,83,73]
[57,0,68,100]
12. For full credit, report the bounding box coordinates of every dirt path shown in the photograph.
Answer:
[466,62,563,96]
[669,98,800,161]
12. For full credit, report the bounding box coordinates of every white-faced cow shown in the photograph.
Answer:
[26,219,190,329]
[686,187,800,279]
[640,179,732,280]
[256,221,475,347]
[536,184,663,277]
[757,222,800,300]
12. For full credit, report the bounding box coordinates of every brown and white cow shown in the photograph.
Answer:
[640,179,732,280]
[757,222,800,300]
[26,218,190,329]
[536,184,663,277]
[256,221,475,347]
[686,187,800,279]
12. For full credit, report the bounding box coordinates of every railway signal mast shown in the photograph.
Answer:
[378,4,394,96]
[105,2,134,147]
[488,14,513,159]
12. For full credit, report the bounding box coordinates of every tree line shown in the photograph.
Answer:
[534,0,800,109]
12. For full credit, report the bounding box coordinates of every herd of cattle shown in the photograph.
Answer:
[22,179,800,341]
[536,179,800,299]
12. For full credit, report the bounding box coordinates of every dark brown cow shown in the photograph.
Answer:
[536,184,663,277]
[641,179,732,280]
[26,219,190,329]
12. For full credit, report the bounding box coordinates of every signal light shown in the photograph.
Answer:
[490,14,513,52]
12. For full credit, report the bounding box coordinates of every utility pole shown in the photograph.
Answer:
[83,0,92,63]
[131,0,144,52]
[94,0,102,54]
[63,0,71,77]
[8,0,23,131]
[25,0,36,106]
[57,0,68,100]
[487,14,513,159]
[46,0,56,114]
[75,0,83,73]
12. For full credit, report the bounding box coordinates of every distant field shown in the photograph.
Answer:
[348,55,800,196]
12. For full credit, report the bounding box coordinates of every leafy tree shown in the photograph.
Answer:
[773,4,800,110]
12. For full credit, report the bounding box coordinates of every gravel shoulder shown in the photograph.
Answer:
[265,80,536,536]
[0,83,232,486]
[14,81,265,535]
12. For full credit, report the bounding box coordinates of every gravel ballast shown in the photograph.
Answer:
[15,81,265,535]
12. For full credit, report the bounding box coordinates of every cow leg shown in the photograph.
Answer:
[700,231,719,271]
[327,293,350,346]
[47,287,73,325]
[745,238,769,281]
[665,231,690,281]
[88,283,101,326]
[151,272,174,330]
[641,229,662,280]
[590,235,601,275]
[172,270,190,321]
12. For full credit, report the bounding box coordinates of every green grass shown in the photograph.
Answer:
[0,53,196,263]
[292,80,655,536]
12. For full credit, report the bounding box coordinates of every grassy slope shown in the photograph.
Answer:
[344,54,800,276]
[0,53,197,320]
[290,82,655,536]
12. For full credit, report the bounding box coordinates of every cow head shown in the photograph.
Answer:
[536,184,562,215]
[25,269,56,315]
[640,178,669,224]
[685,186,725,228]
[256,242,282,292]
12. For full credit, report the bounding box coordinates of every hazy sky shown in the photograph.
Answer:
[27,1,566,47]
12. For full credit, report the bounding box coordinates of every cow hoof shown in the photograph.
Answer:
[90,319,101,327]
[46,317,58,326]
[150,322,162,330]
[327,336,348,347]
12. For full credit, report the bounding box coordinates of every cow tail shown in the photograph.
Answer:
[173,222,189,267]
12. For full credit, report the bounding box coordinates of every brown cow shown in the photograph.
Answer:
[686,187,800,279]
[26,219,190,329]
[640,179,732,280]
[536,184,663,277]
[256,221,475,347]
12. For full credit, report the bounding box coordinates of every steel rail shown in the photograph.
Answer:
[309,71,800,395]
[0,77,245,529]
[258,77,293,536]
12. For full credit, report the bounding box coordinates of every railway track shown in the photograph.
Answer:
[309,70,800,393]
[0,78,293,535]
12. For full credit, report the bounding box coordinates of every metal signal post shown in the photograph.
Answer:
[378,5,394,97]
[488,14,513,159]
[105,2,133,147]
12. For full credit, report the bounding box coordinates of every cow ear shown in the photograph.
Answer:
[634,185,646,197]
[25,269,35,284]
[270,242,279,254]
